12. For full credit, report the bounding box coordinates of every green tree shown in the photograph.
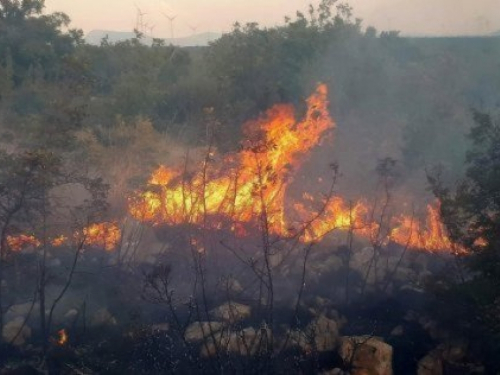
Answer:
[429,110,500,371]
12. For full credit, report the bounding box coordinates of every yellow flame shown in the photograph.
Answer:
[57,329,68,345]
[128,84,468,253]
[83,222,121,252]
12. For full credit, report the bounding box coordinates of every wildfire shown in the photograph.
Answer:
[51,235,68,247]
[4,222,121,252]
[293,197,371,243]
[6,234,41,252]
[389,204,465,253]
[57,329,68,345]
[129,84,334,234]
[83,222,121,251]
[129,84,464,253]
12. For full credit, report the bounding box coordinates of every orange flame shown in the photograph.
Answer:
[83,222,121,251]
[129,84,334,235]
[129,84,467,253]
[51,235,68,247]
[6,234,41,252]
[57,329,68,345]
[390,204,465,253]
[5,223,121,253]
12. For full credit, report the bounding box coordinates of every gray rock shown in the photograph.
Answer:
[2,317,32,346]
[200,326,272,357]
[210,302,251,323]
[5,302,38,321]
[307,314,339,352]
[184,321,223,342]
[339,336,393,375]
[417,351,443,375]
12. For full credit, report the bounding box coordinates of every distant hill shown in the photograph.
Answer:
[85,30,222,46]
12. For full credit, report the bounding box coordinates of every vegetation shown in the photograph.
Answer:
[0,0,499,373]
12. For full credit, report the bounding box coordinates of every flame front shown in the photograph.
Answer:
[129,84,464,253]
[390,204,465,253]
[129,84,334,235]
[83,222,121,251]
[6,234,41,252]
[4,222,121,253]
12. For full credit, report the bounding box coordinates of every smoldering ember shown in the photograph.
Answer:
[0,1,499,374]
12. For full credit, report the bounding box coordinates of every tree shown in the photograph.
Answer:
[0,0,81,85]
[429,110,500,370]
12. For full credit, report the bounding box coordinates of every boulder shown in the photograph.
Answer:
[307,314,339,352]
[184,321,223,342]
[200,326,272,357]
[5,302,38,321]
[284,314,339,353]
[210,302,251,323]
[339,336,393,375]
[417,351,443,375]
[2,317,32,346]
[418,340,469,375]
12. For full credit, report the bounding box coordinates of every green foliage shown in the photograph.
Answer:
[428,111,500,370]
[0,0,80,84]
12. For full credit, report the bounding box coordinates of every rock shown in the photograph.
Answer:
[2,317,32,346]
[210,302,251,323]
[417,351,443,375]
[418,340,468,375]
[184,321,223,342]
[285,314,339,353]
[284,329,310,352]
[200,326,272,357]
[439,340,468,363]
[307,315,339,352]
[339,336,393,375]
[90,308,117,327]
[5,302,38,321]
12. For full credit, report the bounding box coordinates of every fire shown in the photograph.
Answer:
[83,222,121,251]
[293,197,371,243]
[51,235,68,247]
[129,84,465,253]
[6,234,41,252]
[4,223,121,252]
[57,329,68,345]
[129,84,334,235]
[390,204,465,253]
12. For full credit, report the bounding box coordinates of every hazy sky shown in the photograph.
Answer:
[44,0,499,38]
